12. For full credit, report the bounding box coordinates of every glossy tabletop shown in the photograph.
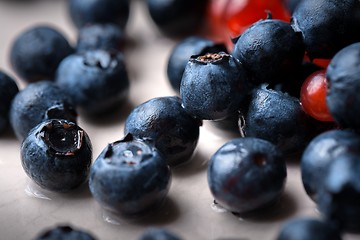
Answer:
[0,1,358,239]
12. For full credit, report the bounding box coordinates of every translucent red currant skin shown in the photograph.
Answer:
[310,58,331,69]
[303,55,332,69]
[226,0,290,38]
[206,0,290,50]
[300,70,334,122]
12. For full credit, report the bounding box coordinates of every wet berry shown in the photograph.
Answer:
[301,129,360,202]
[232,18,304,85]
[76,23,126,53]
[21,119,92,192]
[124,96,200,166]
[34,225,96,240]
[167,36,227,93]
[207,137,287,214]
[89,135,171,217]
[10,81,77,141]
[68,0,130,30]
[243,86,317,156]
[0,71,19,135]
[317,152,360,232]
[146,0,208,38]
[326,42,360,131]
[10,25,73,83]
[55,50,129,116]
[291,0,360,59]
[180,52,251,120]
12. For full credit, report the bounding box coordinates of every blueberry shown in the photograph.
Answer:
[10,25,73,83]
[124,96,200,166]
[10,81,77,141]
[232,18,304,85]
[207,137,287,214]
[326,42,360,131]
[180,52,251,121]
[276,217,342,240]
[55,50,129,115]
[146,0,208,38]
[283,0,302,14]
[0,71,19,135]
[317,152,360,232]
[89,134,171,216]
[167,36,227,93]
[291,0,360,59]
[68,0,130,30]
[138,228,182,240]
[242,86,318,156]
[76,23,126,53]
[34,225,96,240]
[301,129,360,202]
[21,119,92,192]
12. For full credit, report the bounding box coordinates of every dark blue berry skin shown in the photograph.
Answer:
[76,23,125,53]
[243,86,317,156]
[276,217,342,240]
[34,225,96,240]
[10,81,77,141]
[180,52,251,121]
[326,43,360,131]
[275,61,323,98]
[167,36,227,93]
[232,19,304,86]
[291,0,360,59]
[89,135,171,217]
[139,228,181,240]
[146,0,208,38]
[68,0,130,30]
[317,153,360,232]
[10,25,73,83]
[0,71,19,134]
[207,137,287,214]
[124,96,200,166]
[21,119,92,192]
[55,50,129,115]
[301,129,360,202]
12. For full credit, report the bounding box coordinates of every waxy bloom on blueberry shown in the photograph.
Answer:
[21,119,92,192]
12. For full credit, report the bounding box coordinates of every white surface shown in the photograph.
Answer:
[0,1,358,239]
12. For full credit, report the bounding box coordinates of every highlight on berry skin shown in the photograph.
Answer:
[300,69,334,122]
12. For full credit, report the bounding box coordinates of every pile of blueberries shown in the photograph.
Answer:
[1,0,360,239]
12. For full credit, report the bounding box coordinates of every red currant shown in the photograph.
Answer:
[300,70,334,122]
[205,0,236,50]
[311,58,332,69]
[206,0,290,51]
[226,0,290,37]
[303,55,332,69]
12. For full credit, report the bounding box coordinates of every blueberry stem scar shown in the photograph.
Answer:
[38,120,83,156]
